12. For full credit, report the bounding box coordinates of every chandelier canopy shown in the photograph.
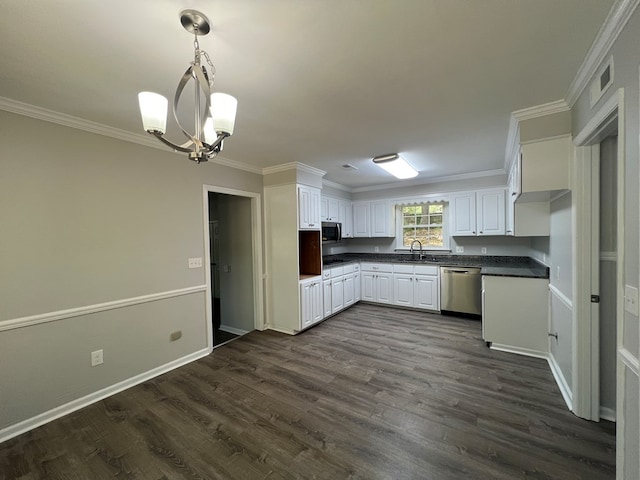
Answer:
[138,10,238,164]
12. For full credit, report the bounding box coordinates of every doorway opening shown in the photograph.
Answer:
[204,187,264,349]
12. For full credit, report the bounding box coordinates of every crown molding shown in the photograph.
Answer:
[503,99,570,171]
[565,0,640,107]
[350,169,506,194]
[322,179,352,192]
[262,162,326,177]
[0,96,263,175]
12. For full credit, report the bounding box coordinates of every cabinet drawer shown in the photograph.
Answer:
[414,265,438,276]
[343,264,355,274]
[393,264,414,274]
[331,266,344,278]
[360,262,393,273]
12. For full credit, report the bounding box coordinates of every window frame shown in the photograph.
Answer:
[394,202,450,251]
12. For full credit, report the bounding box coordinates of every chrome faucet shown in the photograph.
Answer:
[410,239,423,260]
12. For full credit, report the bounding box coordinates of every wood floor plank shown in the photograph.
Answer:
[0,304,615,479]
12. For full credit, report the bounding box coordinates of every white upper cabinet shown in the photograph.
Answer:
[518,135,571,201]
[352,202,371,237]
[320,196,340,222]
[352,200,394,238]
[451,189,505,236]
[476,189,505,236]
[339,200,353,238]
[298,186,321,230]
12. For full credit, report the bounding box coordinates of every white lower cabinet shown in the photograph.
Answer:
[323,263,360,318]
[392,264,439,311]
[300,276,323,329]
[331,276,344,313]
[482,275,549,356]
[361,263,394,304]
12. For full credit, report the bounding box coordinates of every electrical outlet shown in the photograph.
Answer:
[188,257,202,269]
[374,246,379,253]
[481,247,487,254]
[456,246,464,253]
[624,285,639,316]
[556,266,560,281]
[91,349,103,367]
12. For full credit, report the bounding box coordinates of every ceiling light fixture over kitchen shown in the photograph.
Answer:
[137,10,238,164]
[372,154,418,179]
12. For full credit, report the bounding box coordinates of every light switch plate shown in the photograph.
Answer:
[456,246,464,253]
[624,285,639,316]
[188,257,203,269]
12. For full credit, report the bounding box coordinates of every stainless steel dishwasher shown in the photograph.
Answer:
[440,266,482,316]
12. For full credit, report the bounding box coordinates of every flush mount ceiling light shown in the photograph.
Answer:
[372,154,418,179]
[138,10,238,164]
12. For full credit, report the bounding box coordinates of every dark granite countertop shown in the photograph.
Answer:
[322,253,549,279]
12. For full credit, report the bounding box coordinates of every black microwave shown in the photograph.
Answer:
[322,221,342,244]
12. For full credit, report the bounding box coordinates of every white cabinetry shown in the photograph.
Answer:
[320,196,340,222]
[519,135,571,199]
[505,135,571,237]
[450,189,505,236]
[339,200,353,238]
[330,266,345,314]
[352,201,394,237]
[300,276,323,329]
[361,263,393,304]
[392,264,439,311]
[298,186,321,230]
[322,271,332,318]
[482,275,549,356]
[323,263,360,318]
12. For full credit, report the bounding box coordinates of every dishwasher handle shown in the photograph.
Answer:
[441,267,480,275]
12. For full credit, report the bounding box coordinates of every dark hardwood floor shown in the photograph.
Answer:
[0,304,615,479]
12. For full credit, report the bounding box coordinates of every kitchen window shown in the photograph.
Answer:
[396,202,449,250]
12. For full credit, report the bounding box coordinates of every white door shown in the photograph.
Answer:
[343,274,355,307]
[376,273,393,304]
[353,203,370,237]
[415,275,438,310]
[450,192,476,236]
[323,279,332,318]
[394,274,414,306]
[354,272,361,301]
[300,281,313,328]
[477,189,505,236]
[312,282,323,323]
[331,277,344,313]
[370,201,389,237]
[361,272,376,301]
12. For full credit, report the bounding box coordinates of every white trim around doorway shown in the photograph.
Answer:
[202,185,265,352]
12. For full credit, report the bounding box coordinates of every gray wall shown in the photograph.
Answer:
[0,111,262,432]
[572,6,640,477]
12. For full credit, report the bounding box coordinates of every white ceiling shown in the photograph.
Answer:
[0,0,614,189]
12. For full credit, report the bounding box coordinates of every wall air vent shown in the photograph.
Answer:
[590,55,614,108]
[341,163,358,170]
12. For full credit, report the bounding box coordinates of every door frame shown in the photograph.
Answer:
[202,185,264,351]
[573,89,625,426]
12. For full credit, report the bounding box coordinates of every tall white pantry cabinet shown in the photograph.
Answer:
[264,171,323,334]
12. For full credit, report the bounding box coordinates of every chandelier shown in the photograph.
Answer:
[138,10,238,164]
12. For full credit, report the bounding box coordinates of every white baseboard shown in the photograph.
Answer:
[0,348,210,444]
[600,406,616,422]
[548,353,573,411]
[490,343,548,360]
[219,325,250,336]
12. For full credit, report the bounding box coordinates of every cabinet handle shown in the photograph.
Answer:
[472,231,476,234]
[309,223,315,227]
[479,231,483,234]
